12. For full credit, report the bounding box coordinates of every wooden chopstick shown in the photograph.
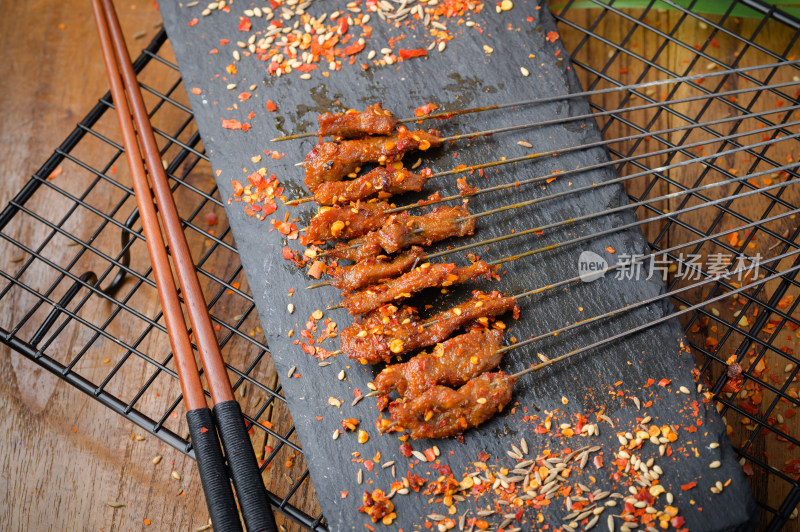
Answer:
[93,2,276,531]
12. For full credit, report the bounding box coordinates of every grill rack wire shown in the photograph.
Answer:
[1,0,800,529]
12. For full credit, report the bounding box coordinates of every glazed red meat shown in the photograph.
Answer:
[327,205,475,262]
[341,260,495,315]
[302,201,390,244]
[374,329,504,399]
[317,103,399,138]
[303,128,442,192]
[388,372,517,439]
[330,246,426,295]
[341,291,519,364]
[313,166,429,205]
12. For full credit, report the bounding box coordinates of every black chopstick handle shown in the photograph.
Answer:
[213,400,278,532]
[186,407,244,532]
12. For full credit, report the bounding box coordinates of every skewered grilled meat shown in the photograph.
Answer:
[313,166,430,205]
[327,205,475,262]
[330,246,425,295]
[341,291,519,364]
[304,128,442,192]
[374,329,504,399]
[342,259,495,315]
[388,372,516,439]
[302,201,391,244]
[317,103,399,138]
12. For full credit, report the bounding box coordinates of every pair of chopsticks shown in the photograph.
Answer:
[91,1,277,531]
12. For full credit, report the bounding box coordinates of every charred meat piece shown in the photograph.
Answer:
[342,259,495,315]
[313,166,429,205]
[375,329,504,399]
[327,205,475,262]
[389,372,516,439]
[318,103,399,138]
[302,201,390,244]
[341,304,423,365]
[303,128,442,192]
[341,291,519,364]
[330,246,425,295]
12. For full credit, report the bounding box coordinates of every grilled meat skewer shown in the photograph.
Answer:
[302,201,391,244]
[328,205,475,262]
[374,329,504,400]
[329,246,426,295]
[341,291,519,364]
[388,372,517,439]
[313,166,430,205]
[304,128,442,192]
[317,103,400,138]
[340,259,496,315]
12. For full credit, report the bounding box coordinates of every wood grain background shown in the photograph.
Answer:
[0,0,798,530]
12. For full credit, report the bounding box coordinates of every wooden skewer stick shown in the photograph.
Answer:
[288,99,800,211]
[324,203,800,364]
[368,251,800,438]
[318,154,799,294]
[270,61,799,141]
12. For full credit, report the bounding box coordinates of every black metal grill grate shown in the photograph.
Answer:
[1,0,799,530]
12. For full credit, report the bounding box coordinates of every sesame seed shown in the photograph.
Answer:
[520,67,530,77]
[288,366,296,378]
[152,455,162,465]
[709,460,721,469]
[338,370,346,380]
[171,471,181,481]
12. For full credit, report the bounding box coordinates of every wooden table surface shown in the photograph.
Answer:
[1,0,798,530]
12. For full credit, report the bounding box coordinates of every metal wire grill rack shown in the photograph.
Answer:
[0,0,798,530]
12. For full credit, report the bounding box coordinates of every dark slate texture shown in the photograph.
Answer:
[156,1,758,529]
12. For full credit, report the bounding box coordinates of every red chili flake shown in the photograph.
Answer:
[282,246,294,260]
[398,48,427,60]
[399,442,413,457]
[200,427,209,433]
[605,246,616,254]
[232,181,244,196]
[681,481,697,491]
[266,100,278,112]
[477,451,490,462]
[238,92,252,102]
[343,42,365,55]
[423,448,437,462]
[188,18,199,26]
[545,30,560,43]
[340,491,349,498]
[238,16,252,31]
[295,64,318,73]
[658,378,671,387]
[671,516,686,528]
[47,166,63,180]
[643,378,655,387]
[222,118,243,130]
[338,17,349,34]
[308,260,325,279]
[191,87,202,95]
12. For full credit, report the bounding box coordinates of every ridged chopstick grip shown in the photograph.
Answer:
[187,408,244,532]
[213,400,277,532]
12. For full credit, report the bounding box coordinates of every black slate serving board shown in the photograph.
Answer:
[156,0,758,529]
